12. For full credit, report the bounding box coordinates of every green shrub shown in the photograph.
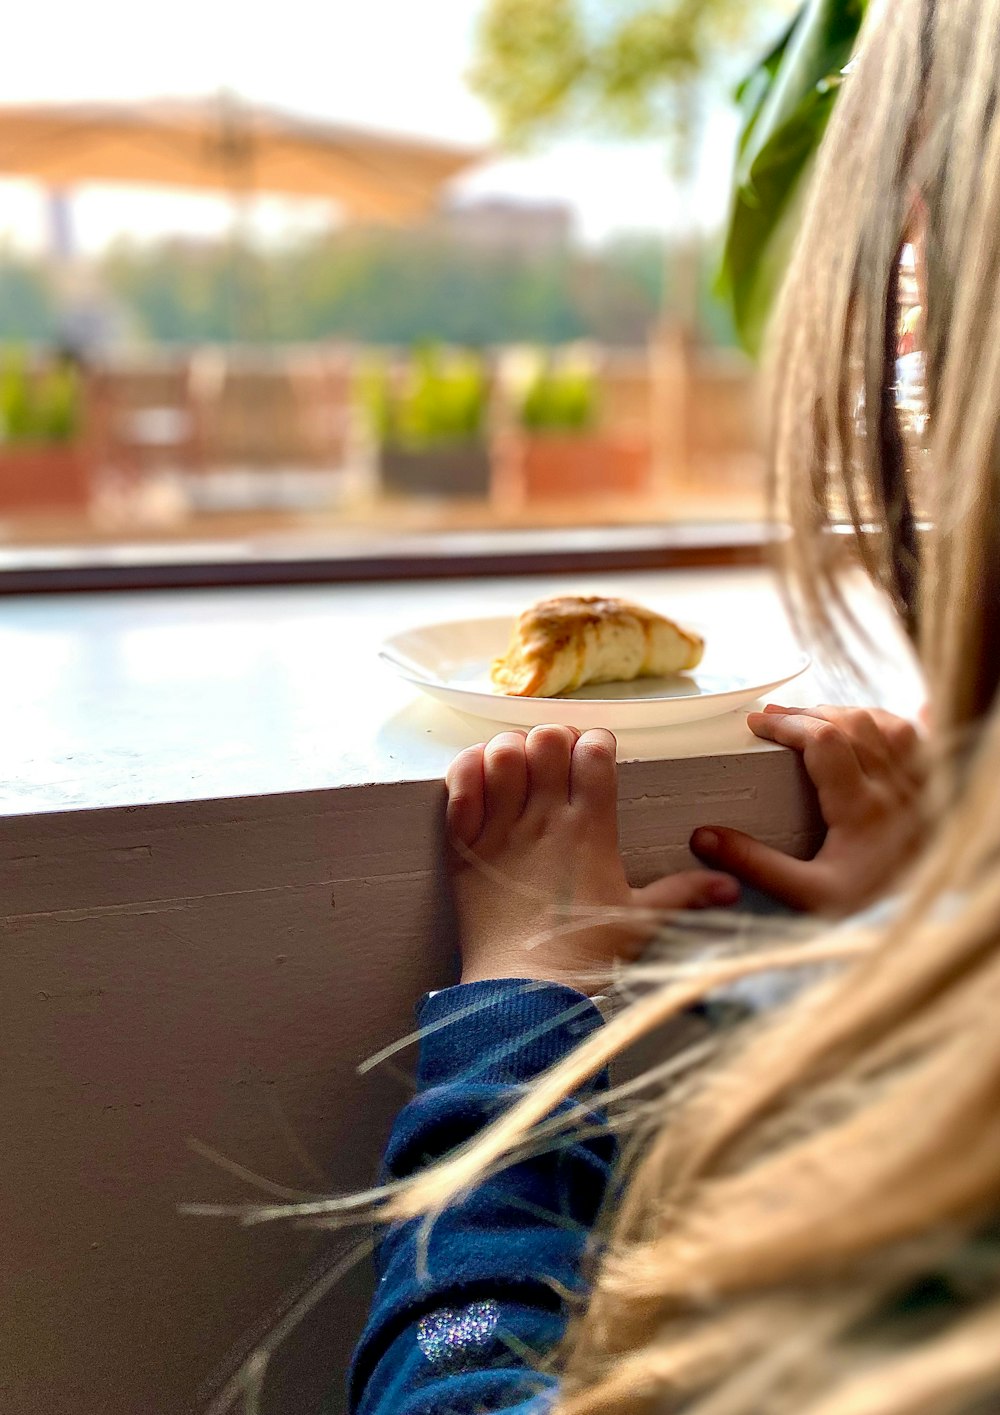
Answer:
[518,354,598,432]
[358,345,489,448]
[0,350,81,446]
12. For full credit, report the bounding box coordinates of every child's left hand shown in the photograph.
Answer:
[690,704,926,916]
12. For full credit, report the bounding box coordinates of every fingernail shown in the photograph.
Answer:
[763,704,791,714]
[710,878,740,905]
[693,828,719,853]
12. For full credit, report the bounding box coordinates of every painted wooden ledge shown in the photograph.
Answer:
[1,749,820,1415]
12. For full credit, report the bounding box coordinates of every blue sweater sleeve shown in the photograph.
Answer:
[348,979,613,1415]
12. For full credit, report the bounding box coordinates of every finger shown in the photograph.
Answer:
[524,724,577,815]
[762,704,887,775]
[569,728,618,830]
[690,825,824,911]
[631,869,741,917]
[865,707,924,769]
[769,704,923,787]
[865,707,920,744]
[445,743,486,848]
[747,711,867,817]
[481,732,529,843]
[814,705,902,777]
[765,703,919,747]
[851,709,924,797]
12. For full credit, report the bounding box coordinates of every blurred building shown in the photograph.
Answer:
[436,198,574,256]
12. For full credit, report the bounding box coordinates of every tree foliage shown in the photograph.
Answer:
[0,229,737,350]
[470,0,787,147]
[472,0,868,357]
[0,252,58,343]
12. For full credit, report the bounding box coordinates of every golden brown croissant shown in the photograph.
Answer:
[491,595,704,698]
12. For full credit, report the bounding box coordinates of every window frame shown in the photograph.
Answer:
[0,521,772,594]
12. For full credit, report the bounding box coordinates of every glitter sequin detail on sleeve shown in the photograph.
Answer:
[416,1299,502,1373]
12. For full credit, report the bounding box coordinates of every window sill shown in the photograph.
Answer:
[0,520,772,594]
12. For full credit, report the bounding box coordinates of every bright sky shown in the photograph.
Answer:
[0,0,748,254]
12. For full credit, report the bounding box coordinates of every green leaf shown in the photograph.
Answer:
[733,14,798,161]
[719,0,867,355]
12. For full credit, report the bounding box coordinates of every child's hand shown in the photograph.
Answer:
[691,705,926,916]
[447,726,740,995]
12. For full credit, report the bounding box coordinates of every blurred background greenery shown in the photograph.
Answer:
[0,0,868,538]
[0,1,866,355]
[0,229,739,349]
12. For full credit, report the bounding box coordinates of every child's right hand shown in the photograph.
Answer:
[691,705,926,916]
[446,726,740,994]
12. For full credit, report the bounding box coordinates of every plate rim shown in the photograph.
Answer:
[380,614,811,707]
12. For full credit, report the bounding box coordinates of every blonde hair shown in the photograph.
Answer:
[205,2,1000,1409]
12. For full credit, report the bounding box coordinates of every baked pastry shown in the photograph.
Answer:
[491,595,703,698]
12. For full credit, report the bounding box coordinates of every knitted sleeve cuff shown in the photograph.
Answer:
[415,979,606,1088]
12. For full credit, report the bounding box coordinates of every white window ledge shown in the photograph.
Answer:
[0,566,919,817]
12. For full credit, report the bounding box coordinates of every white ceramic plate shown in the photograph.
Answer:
[380,614,810,730]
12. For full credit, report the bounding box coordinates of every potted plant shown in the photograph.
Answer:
[359,345,492,499]
[499,347,652,504]
[0,350,92,515]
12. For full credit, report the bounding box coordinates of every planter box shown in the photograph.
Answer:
[0,444,93,514]
[379,442,492,500]
[507,431,652,502]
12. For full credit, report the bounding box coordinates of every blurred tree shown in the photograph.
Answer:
[473,0,867,355]
[0,230,744,351]
[102,240,234,343]
[470,0,784,148]
[89,230,716,349]
[0,250,58,342]
[471,0,793,333]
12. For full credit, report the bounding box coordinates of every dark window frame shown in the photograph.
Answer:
[0,522,772,595]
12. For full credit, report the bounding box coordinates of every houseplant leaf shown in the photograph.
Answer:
[719,0,868,355]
